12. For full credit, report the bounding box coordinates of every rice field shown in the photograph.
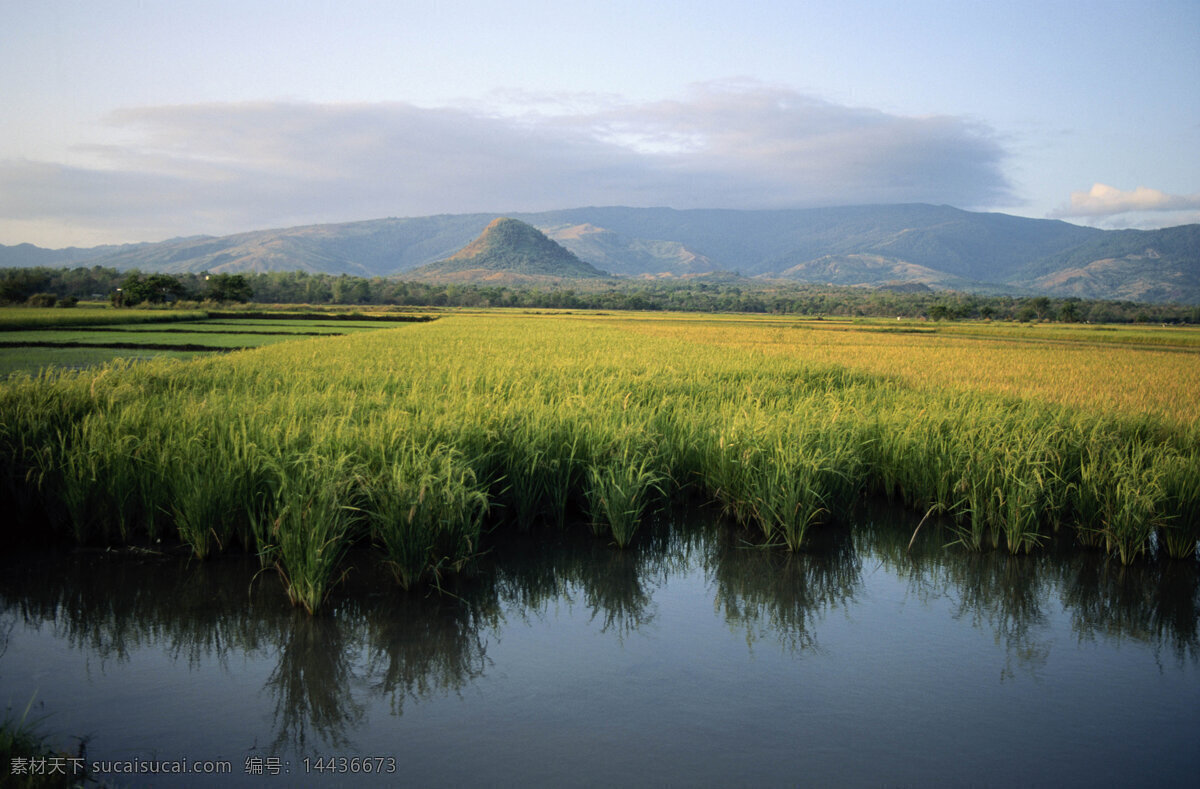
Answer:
[1,310,1196,613]
[0,310,427,377]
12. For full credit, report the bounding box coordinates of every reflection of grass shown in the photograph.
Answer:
[0,696,87,789]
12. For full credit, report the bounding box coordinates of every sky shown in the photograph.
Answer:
[1,0,1198,248]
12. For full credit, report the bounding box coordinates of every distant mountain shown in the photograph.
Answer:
[2,205,1197,302]
[1018,225,1200,303]
[773,253,985,291]
[0,241,150,269]
[403,217,610,284]
[538,222,714,277]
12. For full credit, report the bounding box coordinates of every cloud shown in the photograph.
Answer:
[0,82,1012,245]
[1051,183,1200,218]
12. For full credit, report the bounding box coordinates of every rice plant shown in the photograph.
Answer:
[258,452,364,614]
[1075,442,1169,565]
[585,437,665,548]
[0,308,1195,604]
[365,442,490,589]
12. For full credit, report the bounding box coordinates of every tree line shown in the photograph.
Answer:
[1,265,1198,323]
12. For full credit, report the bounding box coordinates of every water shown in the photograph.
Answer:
[2,509,1198,787]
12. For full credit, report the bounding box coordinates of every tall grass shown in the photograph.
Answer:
[584,435,665,547]
[364,441,489,589]
[258,452,364,614]
[0,311,1195,616]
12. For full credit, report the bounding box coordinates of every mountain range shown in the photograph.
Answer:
[2,204,1197,302]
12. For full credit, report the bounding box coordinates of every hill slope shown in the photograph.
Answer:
[1018,225,1200,302]
[3,205,1197,302]
[403,218,610,284]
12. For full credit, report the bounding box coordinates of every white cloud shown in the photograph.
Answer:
[1052,183,1200,218]
[0,83,1012,246]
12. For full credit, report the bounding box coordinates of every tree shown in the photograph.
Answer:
[116,272,185,306]
[206,273,253,303]
[1057,301,1082,322]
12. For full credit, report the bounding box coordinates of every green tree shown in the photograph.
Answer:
[206,273,253,303]
[116,272,185,306]
[1057,301,1082,322]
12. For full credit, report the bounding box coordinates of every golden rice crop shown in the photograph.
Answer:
[1,311,1195,612]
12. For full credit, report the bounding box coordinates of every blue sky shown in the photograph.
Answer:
[1,0,1197,246]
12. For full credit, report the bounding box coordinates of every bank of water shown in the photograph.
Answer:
[1,509,1197,788]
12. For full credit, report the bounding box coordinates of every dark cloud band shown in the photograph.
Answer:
[0,83,1012,243]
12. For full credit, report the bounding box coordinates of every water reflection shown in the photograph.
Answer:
[707,526,861,652]
[857,505,1200,674]
[0,512,1197,758]
[359,591,494,715]
[266,612,363,752]
[487,521,693,637]
[0,552,283,667]
[1061,555,1199,663]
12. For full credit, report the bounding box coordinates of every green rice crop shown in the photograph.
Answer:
[0,329,304,347]
[258,451,364,614]
[584,434,665,547]
[0,307,208,329]
[0,312,1196,615]
[199,319,417,331]
[0,346,208,378]
[363,440,489,589]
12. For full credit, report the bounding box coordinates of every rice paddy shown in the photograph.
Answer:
[0,310,428,377]
[1,308,1196,613]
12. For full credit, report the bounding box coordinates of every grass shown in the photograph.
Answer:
[0,311,411,377]
[585,436,665,547]
[0,310,1196,612]
[0,347,209,378]
[619,314,1200,425]
[364,441,490,588]
[0,306,208,329]
[0,329,303,348]
[0,696,87,788]
[249,450,365,614]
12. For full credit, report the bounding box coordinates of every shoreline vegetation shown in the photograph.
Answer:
[3,264,1200,323]
[1,307,1197,614]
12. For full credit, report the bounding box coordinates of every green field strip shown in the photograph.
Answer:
[32,324,350,336]
[0,347,209,378]
[197,319,415,331]
[204,311,438,323]
[0,330,307,348]
[0,308,210,330]
[0,340,245,352]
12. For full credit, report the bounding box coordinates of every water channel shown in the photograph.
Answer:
[2,506,1197,787]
